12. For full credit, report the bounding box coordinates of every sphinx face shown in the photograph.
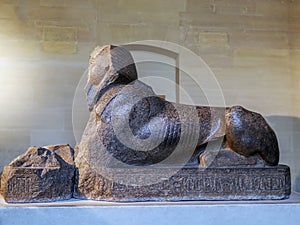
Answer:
[85,46,111,111]
[85,45,138,111]
[88,46,110,86]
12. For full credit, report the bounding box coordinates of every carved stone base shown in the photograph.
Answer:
[74,165,291,201]
[1,167,74,203]
[0,145,75,203]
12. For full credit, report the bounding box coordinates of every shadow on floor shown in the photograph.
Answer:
[266,115,300,192]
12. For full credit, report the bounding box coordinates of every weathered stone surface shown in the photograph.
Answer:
[75,165,291,201]
[41,26,78,54]
[43,26,77,42]
[0,144,75,203]
[42,41,77,54]
[200,148,266,168]
[198,32,229,48]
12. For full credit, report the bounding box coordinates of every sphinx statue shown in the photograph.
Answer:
[73,45,288,201]
[76,45,279,166]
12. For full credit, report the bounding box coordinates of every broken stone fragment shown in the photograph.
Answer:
[199,148,266,168]
[0,144,75,203]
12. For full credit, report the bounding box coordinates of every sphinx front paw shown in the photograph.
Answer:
[224,106,279,166]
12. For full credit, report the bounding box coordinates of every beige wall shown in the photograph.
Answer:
[0,0,300,191]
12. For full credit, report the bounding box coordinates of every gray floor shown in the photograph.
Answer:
[1,192,300,225]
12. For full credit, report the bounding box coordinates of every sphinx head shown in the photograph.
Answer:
[85,45,138,111]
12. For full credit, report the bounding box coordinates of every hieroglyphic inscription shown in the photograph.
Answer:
[105,166,291,200]
[7,175,40,195]
[113,175,287,193]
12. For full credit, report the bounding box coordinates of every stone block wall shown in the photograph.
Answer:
[0,0,300,191]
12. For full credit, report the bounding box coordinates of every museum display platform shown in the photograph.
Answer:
[1,192,300,225]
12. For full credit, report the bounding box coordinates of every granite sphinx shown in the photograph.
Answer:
[74,45,290,201]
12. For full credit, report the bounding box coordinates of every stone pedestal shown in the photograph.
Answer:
[74,165,291,201]
[0,166,74,203]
